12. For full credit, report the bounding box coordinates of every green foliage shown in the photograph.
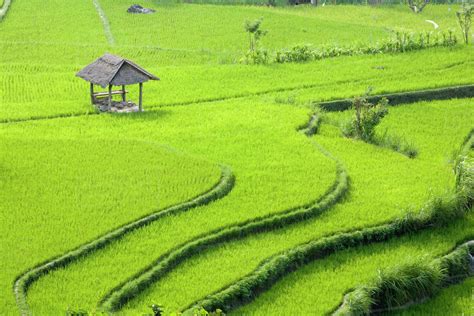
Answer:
[455,154,474,208]
[340,94,419,158]
[240,47,270,64]
[342,94,388,142]
[371,262,444,310]
[1,1,474,315]
[335,241,473,315]
[98,144,348,312]
[244,18,267,51]
[275,44,315,63]
[408,0,430,13]
[14,165,235,315]
[373,131,418,158]
[456,3,473,44]
[274,31,458,64]
[242,18,269,64]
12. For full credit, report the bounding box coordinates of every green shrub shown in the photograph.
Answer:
[240,48,270,64]
[275,44,315,63]
[342,95,388,142]
[273,31,458,64]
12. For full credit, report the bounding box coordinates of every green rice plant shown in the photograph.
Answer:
[318,84,474,112]
[1,0,473,121]
[0,138,223,314]
[184,168,473,314]
[97,121,347,312]
[109,99,472,314]
[6,99,336,315]
[1,1,474,314]
[13,165,234,315]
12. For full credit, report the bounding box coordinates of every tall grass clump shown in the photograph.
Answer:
[373,130,418,158]
[334,241,473,315]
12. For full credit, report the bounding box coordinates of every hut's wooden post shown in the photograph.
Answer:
[108,84,112,108]
[90,83,95,105]
[122,85,126,102]
[139,82,143,112]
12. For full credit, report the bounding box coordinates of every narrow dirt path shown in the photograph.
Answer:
[92,0,115,46]
[0,0,12,21]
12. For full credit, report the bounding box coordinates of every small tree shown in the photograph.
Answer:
[457,3,473,44]
[408,0,430,13]
[244,18,267,51]
[242,18,269,64]
[343,91,389,142]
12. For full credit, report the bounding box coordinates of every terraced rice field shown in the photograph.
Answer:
[0,0,473,315]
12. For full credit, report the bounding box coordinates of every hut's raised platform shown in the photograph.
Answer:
[96,100,140,113]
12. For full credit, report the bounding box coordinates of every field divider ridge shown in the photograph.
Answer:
[92,0,115,46]
[180,131,474,314]
[318,84,474,112]
[97,112,348,312]
[13,165,235,316]
[2,83,473,126]
[0,0,11,21]
[333,240,474,315]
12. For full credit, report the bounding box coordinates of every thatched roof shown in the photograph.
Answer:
[76,53,159,88]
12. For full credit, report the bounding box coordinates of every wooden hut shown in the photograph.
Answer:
[76,53,159,112]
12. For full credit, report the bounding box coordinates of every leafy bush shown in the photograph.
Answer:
[273,31,458,64]
[342,95,388,142]
[275,44,315,63]
[341,94,420,158]
[240,48,270,64]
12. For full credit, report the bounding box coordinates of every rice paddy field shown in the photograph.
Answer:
[0,0,473,315]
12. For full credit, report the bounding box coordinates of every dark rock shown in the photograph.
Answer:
[127,4,156,14]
